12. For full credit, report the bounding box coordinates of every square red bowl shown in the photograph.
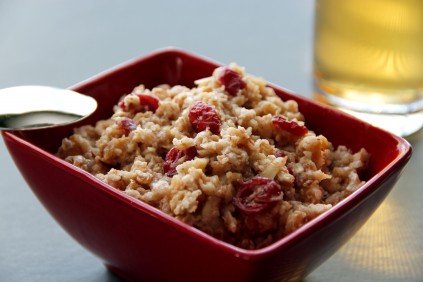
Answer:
[2,48,412,282]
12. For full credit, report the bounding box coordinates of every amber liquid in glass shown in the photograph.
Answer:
[313,0,423,136]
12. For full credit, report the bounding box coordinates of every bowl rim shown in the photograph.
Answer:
[2,47,413,259]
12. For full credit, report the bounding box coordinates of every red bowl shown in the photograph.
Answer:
[2,48,412,282]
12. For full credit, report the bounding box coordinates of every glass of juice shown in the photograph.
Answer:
[313,0,423,137]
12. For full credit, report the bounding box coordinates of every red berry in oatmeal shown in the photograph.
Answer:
[188,101,221,134]
[234,177,282,215]
[163,146,197,177]
[119,93,159,113]
[217,67,246,96]
[137,94,159,113]
[272,115,308,136]
[117,117,137,136]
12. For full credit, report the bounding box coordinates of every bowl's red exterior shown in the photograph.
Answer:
[2,48,412,282]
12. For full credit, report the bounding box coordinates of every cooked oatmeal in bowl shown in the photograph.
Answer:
[57,64,368,250]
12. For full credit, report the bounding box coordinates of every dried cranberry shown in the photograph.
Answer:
[117,117,137,136]
[275,150,286,158]
[233,177,282,215]
[217,67,246,96]
[119,94,159,113]
[118,101,126,111]
[188,101,221,134]
[163,146,197,177]
[136,94,159,113]
[272,115,308,136]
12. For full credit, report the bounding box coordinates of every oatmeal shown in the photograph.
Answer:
[57,64,368,249]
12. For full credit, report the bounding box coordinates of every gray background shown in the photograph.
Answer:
[1,1,422,281]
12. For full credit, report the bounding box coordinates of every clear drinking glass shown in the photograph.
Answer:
[313,0,423,137]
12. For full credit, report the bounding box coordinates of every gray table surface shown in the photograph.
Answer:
[1,1,422,281]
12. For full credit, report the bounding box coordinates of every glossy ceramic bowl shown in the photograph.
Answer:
[2,48,412,282]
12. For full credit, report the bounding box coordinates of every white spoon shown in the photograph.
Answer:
[0,85,97,130]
